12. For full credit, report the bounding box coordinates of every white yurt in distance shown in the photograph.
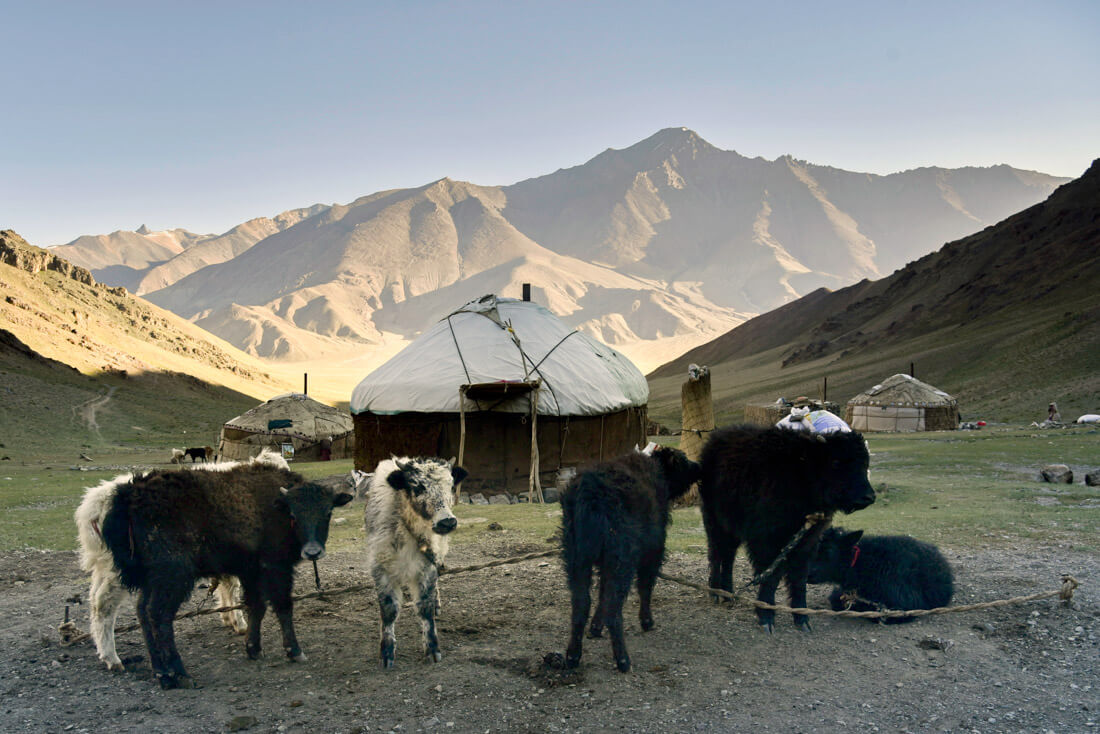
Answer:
[845,374,959,432]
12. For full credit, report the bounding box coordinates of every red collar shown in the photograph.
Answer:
[850,545,861,568]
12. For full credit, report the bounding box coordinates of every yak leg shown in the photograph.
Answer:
[705,523,738,603]
[140,570,195,689]
[214,576,247,634]
[588,571,609,639]
[240,577,267,660]
[602,562,635,673]
[373,569,401,668]
[416,565,442,662]
[262,567,303,661]
[785,551,813,632]
[89,570,129,670]
[564,559,592,669]
[636,548,662,632]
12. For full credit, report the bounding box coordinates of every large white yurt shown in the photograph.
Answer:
[350,294,649,495]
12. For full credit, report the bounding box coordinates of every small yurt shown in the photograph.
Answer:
[218,393,354,461]
[350,294,649,496]
[845,374,959,432]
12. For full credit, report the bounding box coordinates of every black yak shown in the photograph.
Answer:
[699,425,875,632]
[562,446,701,673]
[808,527,954,622]
[78,453,352,688]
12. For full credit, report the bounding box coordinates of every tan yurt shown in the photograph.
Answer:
[350,295,649,497]
[844,374,959,432]
[218,393,354,461]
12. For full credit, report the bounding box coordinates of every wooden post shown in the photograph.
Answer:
[679,365,713,506]
[457,386,468,502]
[528,382,544,503]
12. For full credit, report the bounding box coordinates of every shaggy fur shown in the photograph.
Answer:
[561,447,701,673]
[76,450,351,688]
[364,456,467,668]
[808,527,954,623]
[699,425,876,632]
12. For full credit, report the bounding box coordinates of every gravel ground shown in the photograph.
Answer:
[1,531,1097,733]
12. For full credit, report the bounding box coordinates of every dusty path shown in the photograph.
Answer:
[72,385,116,437]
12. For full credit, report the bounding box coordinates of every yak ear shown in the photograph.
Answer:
[844,530,865,546]
[386,468,407,490]
[333,491,354,507]
[451,465,468,485]
[273,487,290,511]
[446,455,457,466]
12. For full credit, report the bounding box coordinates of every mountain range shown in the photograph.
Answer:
[647,159,1100,425]
[49,128,1067,374]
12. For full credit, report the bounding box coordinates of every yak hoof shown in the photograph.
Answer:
[425,650,442,663]
[157,673,195,690]
[381,658,395,669]
[640,617,655,632]
[615,657,631,673]
[796,619,813,633]
[287,649,307,662]
[104,659,125,672]
[587,627,603,639]
[760,621,774,635]
[246,646,263,660]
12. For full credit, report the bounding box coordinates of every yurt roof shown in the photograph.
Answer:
[224,393,353,440]
[351,295,649,416]
[846,374,957,408]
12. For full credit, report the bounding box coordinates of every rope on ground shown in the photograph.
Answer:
[657,571,1080,620]
[58,549,562,647]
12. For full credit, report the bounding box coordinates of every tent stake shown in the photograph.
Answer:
[457,386,467,502]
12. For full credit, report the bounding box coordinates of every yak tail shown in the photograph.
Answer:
[561,486,611,580]
[100,487,144,591]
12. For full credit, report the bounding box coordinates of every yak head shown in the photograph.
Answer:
[807,526,864,584]
[651,445,701,503]
[813,431,876,514]
[386,457,468,535]
[277,482,353,561]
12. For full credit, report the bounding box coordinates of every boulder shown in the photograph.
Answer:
[1040,464,1073,484]
[488,493,512,505]
[468,493,489,505]
[1085,471,1100,487]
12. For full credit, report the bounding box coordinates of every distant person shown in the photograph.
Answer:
[1048,402,1061,423]
[319,435,333,461]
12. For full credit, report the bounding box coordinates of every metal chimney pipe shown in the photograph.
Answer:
[522,283,531,302]
[303,373,308,395]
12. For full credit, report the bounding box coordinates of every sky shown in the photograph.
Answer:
[3,0,1098,247]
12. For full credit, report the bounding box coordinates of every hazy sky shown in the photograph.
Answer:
[4,0,1098,246]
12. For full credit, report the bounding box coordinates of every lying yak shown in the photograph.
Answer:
[561,445,701,672]
[76,451,352,688]
[364,456,466,668]
[699,425,875,632]
[808,527,954,622]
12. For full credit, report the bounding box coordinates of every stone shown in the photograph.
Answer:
[1085,470,1100,487]
[1040,464,1073,483]
[469,493,489,505]
[488,493,512,505]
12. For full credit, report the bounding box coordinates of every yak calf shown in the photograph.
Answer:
[808,527,954,623]
[77,455,351,688]
[562,446,700,673]
[699,425,875,632]
[365,456,467,668]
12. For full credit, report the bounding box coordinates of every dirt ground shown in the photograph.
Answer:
[2,524,1097,733]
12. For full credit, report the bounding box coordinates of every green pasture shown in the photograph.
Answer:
[1,426,1096,556]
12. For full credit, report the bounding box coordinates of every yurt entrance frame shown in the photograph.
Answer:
[458,380,544,502]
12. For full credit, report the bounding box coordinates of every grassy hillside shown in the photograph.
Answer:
[648,161,1100,428]
[0,230,296,456]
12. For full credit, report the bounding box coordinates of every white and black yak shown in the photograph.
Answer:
[808,527,954,623]
[561,446,701,673]
[699,425,876,632]
[364,456,467,668]
[75,450,352,688]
